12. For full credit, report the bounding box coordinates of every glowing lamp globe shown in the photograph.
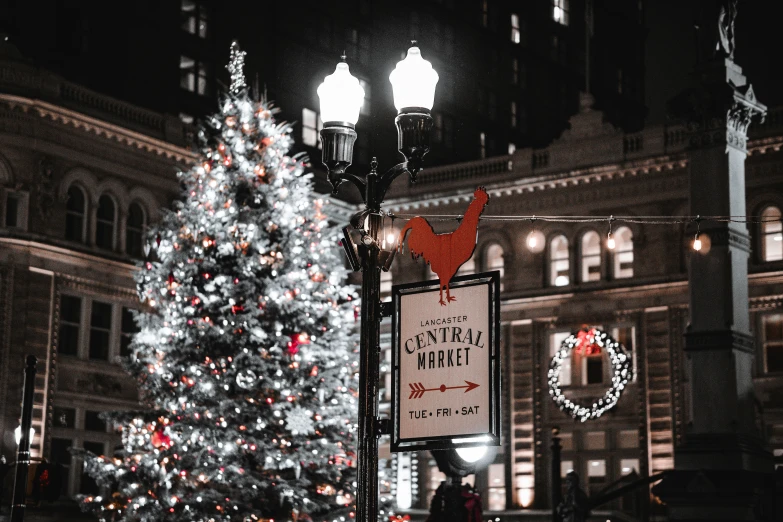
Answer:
[389,45,438,176]
[389,45,439,112]
[317,61,365,125]
[318,59,364,188]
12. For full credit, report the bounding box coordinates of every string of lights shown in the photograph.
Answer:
[388,213,779,225]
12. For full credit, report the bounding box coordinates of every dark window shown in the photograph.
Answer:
[443,115,454,150]
[120,307,138,357]
[53,407,76,428]
[95,195,115,250]
[346,28,370,65]
[89,301,112,360]
[763,314,783,373]
[65,186,85,242]
[488,92,497,120]
[5,193,19,227]
[126,203,145,258]
[58,295,81,356]
[80,441,104,494]
[586,356,603,384]
[433,112,443,144]
[50,438,72,494]
[85,411,106,432]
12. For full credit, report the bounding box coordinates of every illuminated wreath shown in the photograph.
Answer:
[548,328,632,422]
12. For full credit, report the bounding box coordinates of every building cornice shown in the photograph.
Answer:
[0,94,197,164]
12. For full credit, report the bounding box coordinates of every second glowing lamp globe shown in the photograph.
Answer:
[317,44,438,191]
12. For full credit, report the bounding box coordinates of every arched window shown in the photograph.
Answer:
[580,231,601,282]
[485,243,504,289]
[613,226,633,279]
[95,195,116,250]
[65,186,86,242]
[126,202,146,258]
[549,235,570,286]
[761,206,783,262]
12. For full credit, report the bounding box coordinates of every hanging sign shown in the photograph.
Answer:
[390,271,501,452]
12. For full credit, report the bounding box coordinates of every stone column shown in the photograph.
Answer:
[652,4,775,520]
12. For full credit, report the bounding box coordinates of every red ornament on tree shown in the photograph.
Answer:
[151,429,171,449]
[287,333,310,355]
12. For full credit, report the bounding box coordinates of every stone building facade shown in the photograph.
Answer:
[0,45,193,517]
[379,95,783,518]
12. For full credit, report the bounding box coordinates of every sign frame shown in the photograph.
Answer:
[390,271,501,452]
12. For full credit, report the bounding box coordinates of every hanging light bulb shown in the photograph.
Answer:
[693,234,702,251]
[607,216,615,249]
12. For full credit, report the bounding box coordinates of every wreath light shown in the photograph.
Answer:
[548,328,632,422]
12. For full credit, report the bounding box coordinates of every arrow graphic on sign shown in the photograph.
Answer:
[408,381,480,399]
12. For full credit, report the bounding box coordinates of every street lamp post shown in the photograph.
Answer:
[317,43,439,522]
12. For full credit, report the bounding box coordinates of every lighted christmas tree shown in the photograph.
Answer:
[78,42,359,522]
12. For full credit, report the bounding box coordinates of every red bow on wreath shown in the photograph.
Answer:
[389,515,411,522]
[575,328,601,355]
[461,487,483,522]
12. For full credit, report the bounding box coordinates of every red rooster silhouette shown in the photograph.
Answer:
[398,187,489,306]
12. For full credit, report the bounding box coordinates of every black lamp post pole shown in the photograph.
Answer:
[322,106,432,522]
[10,355,37,522]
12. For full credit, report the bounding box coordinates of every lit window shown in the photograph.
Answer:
[180,56,196,92]
[551,332,571,386]
[762,314,783,373]
[761,206,783,261]
[179,113,194,125]
[481,0,489,27]
[549,235,570,286]
[485,244,504,289]
[358,79,371,116]
[488,463,506,510]
[397,453,415,509]
[480,132,487,159]
[510,101,517,128]
[508,143,516,155]
[121,307,139,357]
[95,195,115,250]
[89,301,112,360]
[620,458,639,476]
[65,186,86,242]
[581,231,601,282]
[560,459,574,477]
[510,13,521,43]
[58,295,82,356]
[613,226,633,278]
[380,270,393,296]
[126,203,145,259]
[553,0,569,25]
[180,0,208,38]
[301,108,322,148]
[587,459,606,482]
[559,432,574,450]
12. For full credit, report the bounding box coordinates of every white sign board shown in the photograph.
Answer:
[391,272,500,452]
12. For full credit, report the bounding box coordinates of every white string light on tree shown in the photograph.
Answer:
[548,328,632,422]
